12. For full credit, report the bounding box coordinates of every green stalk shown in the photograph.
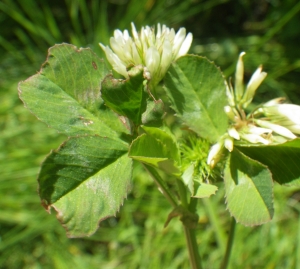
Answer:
[220,217,236,269]
[142,164,178,208]
[183,226,203,269]
[177,179,203,269]
[143,165,202,269]
[202,198,226,253]
[296,212,300,269]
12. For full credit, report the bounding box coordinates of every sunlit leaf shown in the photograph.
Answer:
[39,136,132,237]
[237,138,300,185]
[193,183,218,198]
[224,148,273,226]
[19,44,127,137]
[164,55,228,143]
[101,65,147,125]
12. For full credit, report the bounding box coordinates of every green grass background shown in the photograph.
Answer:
[1,0,300,268]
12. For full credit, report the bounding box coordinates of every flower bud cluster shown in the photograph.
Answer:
[207,52,300,168]
[100,22,193,89]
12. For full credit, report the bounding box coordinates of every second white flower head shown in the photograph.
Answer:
[100,22,193,88]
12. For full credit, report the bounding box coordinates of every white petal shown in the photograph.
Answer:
[100,44,116,66]
[225,82,235,106]
[263,97,285,107]
[123,29,130,40]
[131,22,139,40]
[110,37,126,61]
[286,125,300,134]
[242,67,267,108]
[228,127,240,140]
[256,119,296,139]
[172,28,186,56]
[273,104,300,125]
[162,24,167,34]
[176,32,193,59]
[131,43,142,64]
[156,23,162,38]
[140,29,148,54]
[248,125,272,135]
[124,41,136,63]
[225,137,234,152]
[114,29,123,39]
[241,133,270,145]
[207,141,223,168]
[235,52,246,102]
[168,28,175,43]
[99,44,128,78]
[99,43,107,52]
[160,40,173,73]
[145,46,160,75]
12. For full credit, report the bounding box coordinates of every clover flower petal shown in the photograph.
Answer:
[241,133,270,145]
[255,119,297,139]
[263,104,300,125]
[177,33,193,58]
[235,52,246,102]
[207,141,224,168]
[242,66,267,108]
[228,127,240,140]
[99,44,128,78]
[224,137,234,152]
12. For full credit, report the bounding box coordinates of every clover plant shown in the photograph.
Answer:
[18,23,300,269]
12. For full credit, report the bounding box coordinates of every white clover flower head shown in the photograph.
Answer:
[100,22,193,89]
[207,52,300,168]
[226,53,300,144]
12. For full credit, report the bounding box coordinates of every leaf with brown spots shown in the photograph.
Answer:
[39,135,132,237]
[18,44,128,137]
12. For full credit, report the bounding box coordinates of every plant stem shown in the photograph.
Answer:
[183,226,203,269]
[177,179,203,269]
[142,164,178,208]
[176,178,188,208]
[220,217,236,269]
[143,166,202,269]
[202,198,226,253]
